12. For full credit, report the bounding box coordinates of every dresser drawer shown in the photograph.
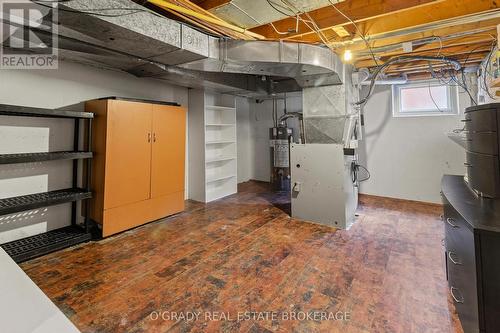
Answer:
[443,204,472,251]
[447,257,480,333]
[465,151,500,198]
[444,204,480,333]
[464,109,499,133]
[465,132,499,155]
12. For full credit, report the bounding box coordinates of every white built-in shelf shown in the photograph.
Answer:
[206,140,235,145]
[205,105,236,111]
[188,89,238,203]
[206,156,236,163]
[205,123,235,127]
[206,174,236,183]
[206,191,231,202]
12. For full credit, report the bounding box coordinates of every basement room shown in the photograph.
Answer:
[1,0,500,332]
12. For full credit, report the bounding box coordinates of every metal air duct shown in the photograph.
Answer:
[1,0,344,96]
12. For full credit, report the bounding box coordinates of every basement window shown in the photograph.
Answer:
[392,81,459,117]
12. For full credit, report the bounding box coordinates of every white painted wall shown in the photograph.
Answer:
[0,61,188,243]
[248,93,302,182]
[236,97,251,183]
[1,57,470,245]
[358,85,470,203]
[239,83,468,204]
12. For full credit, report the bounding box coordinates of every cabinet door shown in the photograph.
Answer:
[151,105,186,198]
[104,100,153,209]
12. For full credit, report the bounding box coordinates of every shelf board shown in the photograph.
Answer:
[206,140,235,145]
[1,226,91,263]
[206,174,236,183]
[0,103,93,119]
[205,105,235,111]
[206,186,237,202]
[205,123,235,127]
[206,156,236,163]
[0,188,92,216]
[0,151,93,165]
[206,191,232,202]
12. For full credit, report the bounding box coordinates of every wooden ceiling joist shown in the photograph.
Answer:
[386,57,485,73]
[332,2,499,45]
[313,2,498,47]
[149,0,259,40]
[249,0,442,41]
[340,20,499,54]
[355,42,495,68]
[354,34,496,63]
[149,0,499,79]
[384,55,486,74]
[191,0,230,11]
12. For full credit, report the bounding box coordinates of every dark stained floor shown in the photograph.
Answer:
[21,181,463,333]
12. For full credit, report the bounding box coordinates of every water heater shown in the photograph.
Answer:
[270,125,293,191]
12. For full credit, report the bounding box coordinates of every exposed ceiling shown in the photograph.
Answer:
[1,0,344,97]
[147,0,500,80]
[193,0,345,29]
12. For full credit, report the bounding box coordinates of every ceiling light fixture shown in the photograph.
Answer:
[343,50,353,62]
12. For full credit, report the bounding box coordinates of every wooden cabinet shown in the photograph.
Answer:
[151,104,186,198]
[86,98,186,237]
[104,100,152,209]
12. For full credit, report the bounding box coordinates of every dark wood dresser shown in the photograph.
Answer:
[442,175,500,333]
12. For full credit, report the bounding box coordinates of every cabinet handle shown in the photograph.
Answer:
[460,119,471,122]
[148,133,151,143]
[446,218,459,228]
[153,133,156,143]
[450,287,464,303]
[448,251,462,265]
[464,163,472,168]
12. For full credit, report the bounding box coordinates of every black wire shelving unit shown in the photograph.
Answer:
[0,104,94,263]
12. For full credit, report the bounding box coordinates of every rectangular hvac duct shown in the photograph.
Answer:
[302,85,347,144]
[302,65,360,145]
[3,0,344,96]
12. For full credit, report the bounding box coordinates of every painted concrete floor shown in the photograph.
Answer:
[21,181,463,333]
